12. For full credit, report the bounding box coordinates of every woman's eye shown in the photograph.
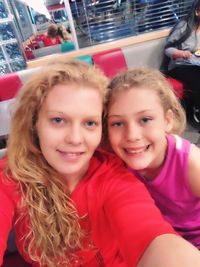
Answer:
[85,121,98,128]
[140,117,152,124]
[51,117,64,124]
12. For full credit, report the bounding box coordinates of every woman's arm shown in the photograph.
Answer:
[165,47,192,60]
[165,20,192,59]
[104,168,200,267]
[166,20,187,46]
[0,188,15,265]
[137,234,200,267]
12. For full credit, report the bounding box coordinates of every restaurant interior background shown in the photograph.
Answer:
[0,0,193,74]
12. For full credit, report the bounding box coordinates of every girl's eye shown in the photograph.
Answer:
[140,117,152,124]
[110,121,124,127]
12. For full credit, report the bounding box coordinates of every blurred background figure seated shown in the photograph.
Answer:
[42,23,62,47]
[57,25,72,43]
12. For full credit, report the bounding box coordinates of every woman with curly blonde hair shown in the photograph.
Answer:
[1,60,200,267]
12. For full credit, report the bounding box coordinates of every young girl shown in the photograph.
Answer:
[2,60,200,266]
[42,24,62,47]
[107,67,200,250]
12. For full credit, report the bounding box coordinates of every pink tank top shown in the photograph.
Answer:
[134,134,200,249]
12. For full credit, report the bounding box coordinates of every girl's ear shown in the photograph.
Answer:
[165,109,174,133]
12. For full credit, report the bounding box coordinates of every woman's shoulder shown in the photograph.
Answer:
[94,149,126,170]
[169,19,187,36]
[86,150,149,195]
[0,157,8,180]
[0,158,20,202]
[91,149,139,185]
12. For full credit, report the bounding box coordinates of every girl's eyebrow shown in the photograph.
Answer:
[108,114,122,118]
[108,109,155,118]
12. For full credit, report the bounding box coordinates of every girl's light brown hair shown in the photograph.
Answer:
[47,23,58,38]
[6,60,108,266]
[106,67,186,135]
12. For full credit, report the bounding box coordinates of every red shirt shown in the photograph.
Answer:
[0,151,175,266]
[42,35,61,47]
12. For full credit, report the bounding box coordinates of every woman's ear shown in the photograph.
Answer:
[165,109,174,133]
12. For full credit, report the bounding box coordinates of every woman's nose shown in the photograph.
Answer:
[64,124,83,145]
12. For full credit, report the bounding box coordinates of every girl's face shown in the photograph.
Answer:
[108,87,173,180]
[36,83,103,190]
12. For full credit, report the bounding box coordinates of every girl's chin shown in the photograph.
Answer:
[125,158,150,171]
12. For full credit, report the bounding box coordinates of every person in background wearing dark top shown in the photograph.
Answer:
[165,0,200,125]
[1,60,200,267]
[42,23,62,47]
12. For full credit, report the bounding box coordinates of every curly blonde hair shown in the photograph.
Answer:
[6,60,108,266]
[106,67,186,135]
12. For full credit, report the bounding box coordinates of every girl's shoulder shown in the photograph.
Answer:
[167,134,191,154]
[187,143,200,197]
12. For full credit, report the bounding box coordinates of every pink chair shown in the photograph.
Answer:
[92,48,128,78]
[0,73,22,101]
[166,76,184,100]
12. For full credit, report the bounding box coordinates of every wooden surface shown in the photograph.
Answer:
[27,29,170,69]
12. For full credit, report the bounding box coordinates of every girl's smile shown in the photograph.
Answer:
[108,86,173,179]
[124,144,151,156]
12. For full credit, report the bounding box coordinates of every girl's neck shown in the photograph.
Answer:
[139,167,163,181]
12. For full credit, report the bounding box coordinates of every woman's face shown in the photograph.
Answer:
[36,83,103,190]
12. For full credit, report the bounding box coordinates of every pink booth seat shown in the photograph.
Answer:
[0,68,40,102]
[92,48,128,78]
[0,73,22,101]
[166,76,184,99]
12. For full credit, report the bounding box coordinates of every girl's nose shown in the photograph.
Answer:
[126,123,141,142]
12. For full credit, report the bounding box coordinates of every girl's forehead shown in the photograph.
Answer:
[110,86,160,105]
[111,85,157,98]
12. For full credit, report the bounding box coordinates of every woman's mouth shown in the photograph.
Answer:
[58,150,85,160]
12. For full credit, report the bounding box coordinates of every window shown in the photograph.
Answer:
[70,0,193,48]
